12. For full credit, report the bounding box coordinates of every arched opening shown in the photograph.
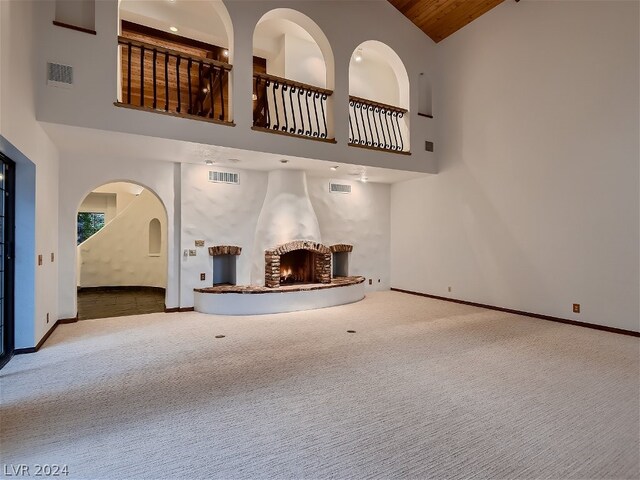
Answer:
[348,40,410,153]
[117,0,234,123]
[76,182,168,320]
[252,9,335,140]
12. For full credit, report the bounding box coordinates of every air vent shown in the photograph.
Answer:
[329,182,351,194]
[209,171,239,185]
[47,62,73,88]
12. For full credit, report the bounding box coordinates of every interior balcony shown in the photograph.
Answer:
[35,0,437,174]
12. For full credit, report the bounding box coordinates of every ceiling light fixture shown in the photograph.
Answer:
[205,159,214,166]
[280,159,289,164]
[354,48,363,63]
[360,176,368,183]
[330,166,338,171]
[169,26,178,32]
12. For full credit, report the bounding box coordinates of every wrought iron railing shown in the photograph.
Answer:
[253,73,334,141]
[348,96,408,153]
[118,36,233,124]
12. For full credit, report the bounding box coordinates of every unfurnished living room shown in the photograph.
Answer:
[0,0,638,479]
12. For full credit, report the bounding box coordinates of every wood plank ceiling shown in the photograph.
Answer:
[387,0,506,43]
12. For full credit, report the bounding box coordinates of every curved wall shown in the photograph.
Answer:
[78,189,167,288]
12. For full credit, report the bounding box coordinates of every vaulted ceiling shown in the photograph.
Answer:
[387,0,506,43]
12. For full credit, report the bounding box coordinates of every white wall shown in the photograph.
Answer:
[308,176,390,292]
[180,163,267,307]
[283,33,325,88]
[58,153,178,319]
[78,189,167,288]
[1,0,60,348]
[391,1,640,332]
[349,52,399,107]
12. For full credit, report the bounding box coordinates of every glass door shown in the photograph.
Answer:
[0,153,15,369]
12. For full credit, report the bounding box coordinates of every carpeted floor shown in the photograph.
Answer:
[1,291,638,479]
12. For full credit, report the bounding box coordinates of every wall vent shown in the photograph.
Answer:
[329,182,351,194]
[47,62,73,88]
[209,171,239,185]
[425,141,434,152]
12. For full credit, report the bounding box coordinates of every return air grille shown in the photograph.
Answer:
[209,171,239,185]
[47,62,73,87]
[329,182,351,194]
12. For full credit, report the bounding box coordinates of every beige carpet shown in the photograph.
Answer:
[1,291,638,479]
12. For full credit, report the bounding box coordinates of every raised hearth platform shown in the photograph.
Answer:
[194,276,365,315]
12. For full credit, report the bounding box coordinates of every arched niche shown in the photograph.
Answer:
[349,40,409,110]
[348,41,410,151]
[253,8,334,90]
[148,218,161,255]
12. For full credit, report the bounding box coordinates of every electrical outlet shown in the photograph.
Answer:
[448,286,452,292]
[573,303,580,313]
[369,279,372,285]
[51,252,55,262]
[38,254,43,266]
[189,250,197,256]
[200,273,206,281]
[46,313,49,323]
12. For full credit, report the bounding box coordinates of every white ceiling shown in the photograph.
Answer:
[42,123,428,184]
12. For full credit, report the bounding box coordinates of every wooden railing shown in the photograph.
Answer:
[118,36,233,124]
[348,96,409,153]
[252,73,334,142]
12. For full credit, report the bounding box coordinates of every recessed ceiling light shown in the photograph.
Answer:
[330,166,338,171]
[280,159,289,164]
[205,159,214,166]
[360,176,368,183]
[169,26,178,32]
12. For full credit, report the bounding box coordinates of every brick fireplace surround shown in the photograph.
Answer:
[265,240,332,288]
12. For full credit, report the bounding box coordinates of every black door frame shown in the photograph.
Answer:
[0,153,15,369]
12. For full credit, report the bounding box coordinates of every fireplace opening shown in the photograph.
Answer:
[280,249,316,285]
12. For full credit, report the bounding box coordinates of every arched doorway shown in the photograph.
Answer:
[252,9,335,139]
[348,40,410,152]
[75,182,168,320]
